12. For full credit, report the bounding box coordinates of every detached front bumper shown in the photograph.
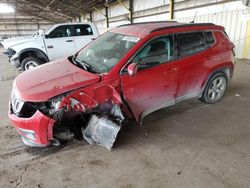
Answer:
[8,108,55,147]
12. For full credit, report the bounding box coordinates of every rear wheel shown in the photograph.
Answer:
[200,72,227,104]
[21,57,41,71]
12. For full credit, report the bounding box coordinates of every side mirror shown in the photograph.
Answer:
[38,29,45,36]
[127,63,138,76]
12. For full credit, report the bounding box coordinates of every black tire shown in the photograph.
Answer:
[21,57,42,71]
[200,72,228,104]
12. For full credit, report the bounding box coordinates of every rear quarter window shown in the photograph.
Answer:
[177,32,207,57]
[204,31,215,45]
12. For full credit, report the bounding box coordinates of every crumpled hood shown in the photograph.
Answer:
[14,58,100,102]
[1,36,35,49]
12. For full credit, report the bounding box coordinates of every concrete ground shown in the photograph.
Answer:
[0,48,250,188]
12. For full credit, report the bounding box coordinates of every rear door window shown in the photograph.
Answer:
[74,24,93,36]
[177,32,206,57]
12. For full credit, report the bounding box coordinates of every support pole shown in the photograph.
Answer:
[93,6,109,28]
[129,0,133,23]
[169,0,174,20]
[89,11,93,22]
[105,6,109,28]
[118,0,133,23]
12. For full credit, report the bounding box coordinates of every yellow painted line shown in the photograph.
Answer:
[243,20,250,58]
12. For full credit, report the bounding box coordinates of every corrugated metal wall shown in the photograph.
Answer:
[82,0,250,58]
[176,9,250,58]
[91,8,107,34]
[0,13,54,38]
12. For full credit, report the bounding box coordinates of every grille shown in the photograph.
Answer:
[10,90,37,118]
[11,91,24,116]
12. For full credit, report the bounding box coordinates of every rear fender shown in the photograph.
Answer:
[200,65,232,98]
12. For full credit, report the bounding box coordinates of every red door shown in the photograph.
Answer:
[120,35,179,121]
[175,32,215,101]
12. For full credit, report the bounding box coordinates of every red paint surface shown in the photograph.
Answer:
[8,110,55,145]
[9,22,235,146]
[14,58,100,102]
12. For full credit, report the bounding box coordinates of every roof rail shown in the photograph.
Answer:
[151,23,215,32]
[118,21,178,27]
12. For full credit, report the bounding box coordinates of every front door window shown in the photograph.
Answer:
[132,35,174,69]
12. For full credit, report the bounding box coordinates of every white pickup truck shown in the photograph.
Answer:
[1,22,99,70]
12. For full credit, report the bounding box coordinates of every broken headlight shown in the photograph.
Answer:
[46,95,66,121]
[49,95,63,109]
[23,94,67,120]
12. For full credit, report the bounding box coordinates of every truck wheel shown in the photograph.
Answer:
[21,57,41,71]
[200,72,227,104]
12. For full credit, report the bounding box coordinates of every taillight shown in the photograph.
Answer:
[232,47,236,56]
[227,42,235,56]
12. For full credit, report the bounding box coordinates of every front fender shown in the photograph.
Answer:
[18,48,49,62]
[58,91,98,112]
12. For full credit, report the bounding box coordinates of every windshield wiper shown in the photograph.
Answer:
[72,56,94,72]
[80,60,92,70]
[68,55,78,66]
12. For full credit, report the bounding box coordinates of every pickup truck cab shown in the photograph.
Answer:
[1,22,99,70]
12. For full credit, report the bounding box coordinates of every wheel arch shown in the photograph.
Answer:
[209,66,232,82]
[19,48,49,64]
[200,65,233,98]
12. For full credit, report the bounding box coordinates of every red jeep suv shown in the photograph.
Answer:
[9,22,235,149]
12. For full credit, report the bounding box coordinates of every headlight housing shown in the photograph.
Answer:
[49,95,65,110]
[10,88,67,120]
[4,48,16,58]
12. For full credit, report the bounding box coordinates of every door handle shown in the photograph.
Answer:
[47,45,53,49]
[66,39,73,42]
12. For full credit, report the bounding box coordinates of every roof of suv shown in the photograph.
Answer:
[112,21,224,38]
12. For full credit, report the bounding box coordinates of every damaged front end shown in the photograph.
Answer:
[48,96,125,150]
[9,88,126,150]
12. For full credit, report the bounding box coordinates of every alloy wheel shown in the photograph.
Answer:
[208,77,226,102]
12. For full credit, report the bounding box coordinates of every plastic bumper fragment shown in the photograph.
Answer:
[9,109,55,146]
[83,115,121,151]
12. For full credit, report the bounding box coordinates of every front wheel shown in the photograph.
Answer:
[200,72,228,104]
[21,57,41,71]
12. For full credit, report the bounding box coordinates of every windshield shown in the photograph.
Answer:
[74,32,140,73]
